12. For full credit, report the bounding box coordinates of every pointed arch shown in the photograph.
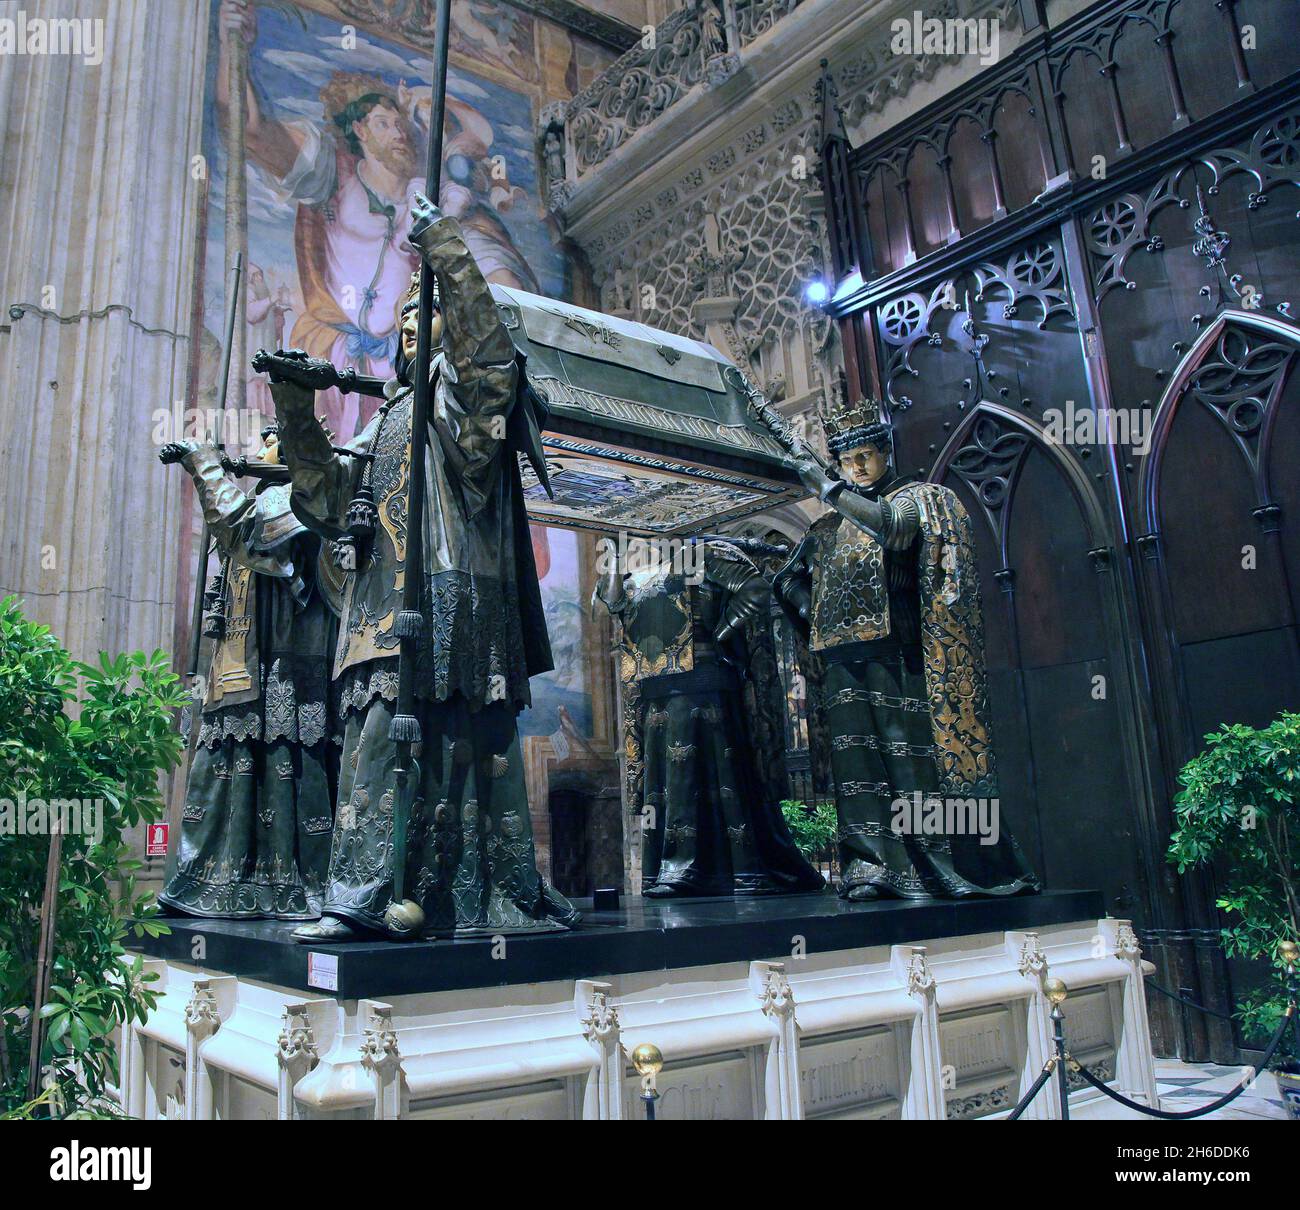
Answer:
[929,400,1113,570]
[1139,310,1300,535]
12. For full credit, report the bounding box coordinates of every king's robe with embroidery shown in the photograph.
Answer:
[776,479,1039,900]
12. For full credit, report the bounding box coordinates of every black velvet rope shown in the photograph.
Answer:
[1142,977,1237,1022]
[1071,1004,1295,1120]
[1006,1062,1056,1120]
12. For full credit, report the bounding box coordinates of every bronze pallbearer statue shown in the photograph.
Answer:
[255,195,577,942]
[158,427,339,919]
[595,537,824,899]
[772,394,1040,902]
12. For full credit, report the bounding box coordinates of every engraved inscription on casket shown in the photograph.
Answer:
[940,1004,1019,1119]
[940,1005,1017,1078]
[799,1027,901,1119]
[408,1080,572,1121]
[222,1075,277,1121]
[623,1051,755,1120]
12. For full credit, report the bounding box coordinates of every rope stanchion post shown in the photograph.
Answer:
[1046,978,1071,1122]
[1007,939,1300,1122]
[1281,940,1299,1056]
[632,1043,663,1121]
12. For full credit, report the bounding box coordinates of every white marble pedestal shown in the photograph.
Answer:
[118,911,1157,1121]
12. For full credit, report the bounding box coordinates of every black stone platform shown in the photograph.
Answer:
[130,889,1101,1000]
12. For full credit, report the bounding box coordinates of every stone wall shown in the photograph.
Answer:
[539,0,1025,446]
[0,0,209,663]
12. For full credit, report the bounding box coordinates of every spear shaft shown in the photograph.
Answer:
[389,0,452,909]
[726,364,836,476]
[187,253,244,678]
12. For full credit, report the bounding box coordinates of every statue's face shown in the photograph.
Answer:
[255,432,281,466]
[399,303,442,362]
[838,442,887,488]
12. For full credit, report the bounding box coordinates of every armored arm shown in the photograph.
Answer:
[771,535,815,630]
[792,455,920,548]
[256,355,352,540]
[409,204,517,381]
[167,441,293,578]
[408,197,517,514]
[590,538,627,619]
[707,543,773,644]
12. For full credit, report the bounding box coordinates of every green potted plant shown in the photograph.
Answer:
[1,596,186,1116]
[1168,712,1300,1119]
[780,799,837,874]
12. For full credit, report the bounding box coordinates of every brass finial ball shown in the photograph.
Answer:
[1279,940,1299,966]
[631,1042,664,1078]
[1045,977,1068,1005]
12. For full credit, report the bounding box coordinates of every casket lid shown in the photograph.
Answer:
[491,285,787,469]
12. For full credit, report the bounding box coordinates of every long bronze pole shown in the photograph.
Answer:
[388,0,453,913]
[187,253,245,678]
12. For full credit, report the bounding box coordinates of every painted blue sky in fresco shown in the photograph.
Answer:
[198,0,565,340]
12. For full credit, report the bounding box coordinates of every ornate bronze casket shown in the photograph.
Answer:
[491,285,801,534]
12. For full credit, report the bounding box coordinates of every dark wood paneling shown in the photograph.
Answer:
[1007,446,1108,668]
[950,116,999,237]
[1158,395,1289,640]
[1180,628,1300,742]
[818,0,1300,1060]
[987,668,1046,879]
[993,88,1050,213]
[1021,659,1144,913]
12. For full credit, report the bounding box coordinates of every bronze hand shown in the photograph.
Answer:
[251,347,344,391]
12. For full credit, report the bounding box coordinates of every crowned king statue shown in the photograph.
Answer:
[773,392,1040,901]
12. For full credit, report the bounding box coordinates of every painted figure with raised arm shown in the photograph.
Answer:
[773,396,1039,902]
[255,193,576,942]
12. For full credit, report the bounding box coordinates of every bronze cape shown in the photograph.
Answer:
[605,541,824,898]
[160,449,338,919]
[776,479,1039,900]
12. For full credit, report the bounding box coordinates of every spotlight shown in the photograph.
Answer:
[804,280,830,305]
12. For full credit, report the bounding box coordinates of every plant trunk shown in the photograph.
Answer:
[25,828,62,1104]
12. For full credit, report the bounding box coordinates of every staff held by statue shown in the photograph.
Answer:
[385,0,453,934]
[187,253,244,678]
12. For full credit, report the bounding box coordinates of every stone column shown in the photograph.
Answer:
[359,1001,403,1120]
[576,980,624,1120]
[893,944,945,1119]
[0,0,210,875]
[750,960,803,1119]
[183,978,222,1121]
[276,1004,320,1121]
[1105,918,1160,1105]
[0,0,209,657]
[1007,929,1062,1119]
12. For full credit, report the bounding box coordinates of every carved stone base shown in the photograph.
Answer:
[116,909,1157,1120]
